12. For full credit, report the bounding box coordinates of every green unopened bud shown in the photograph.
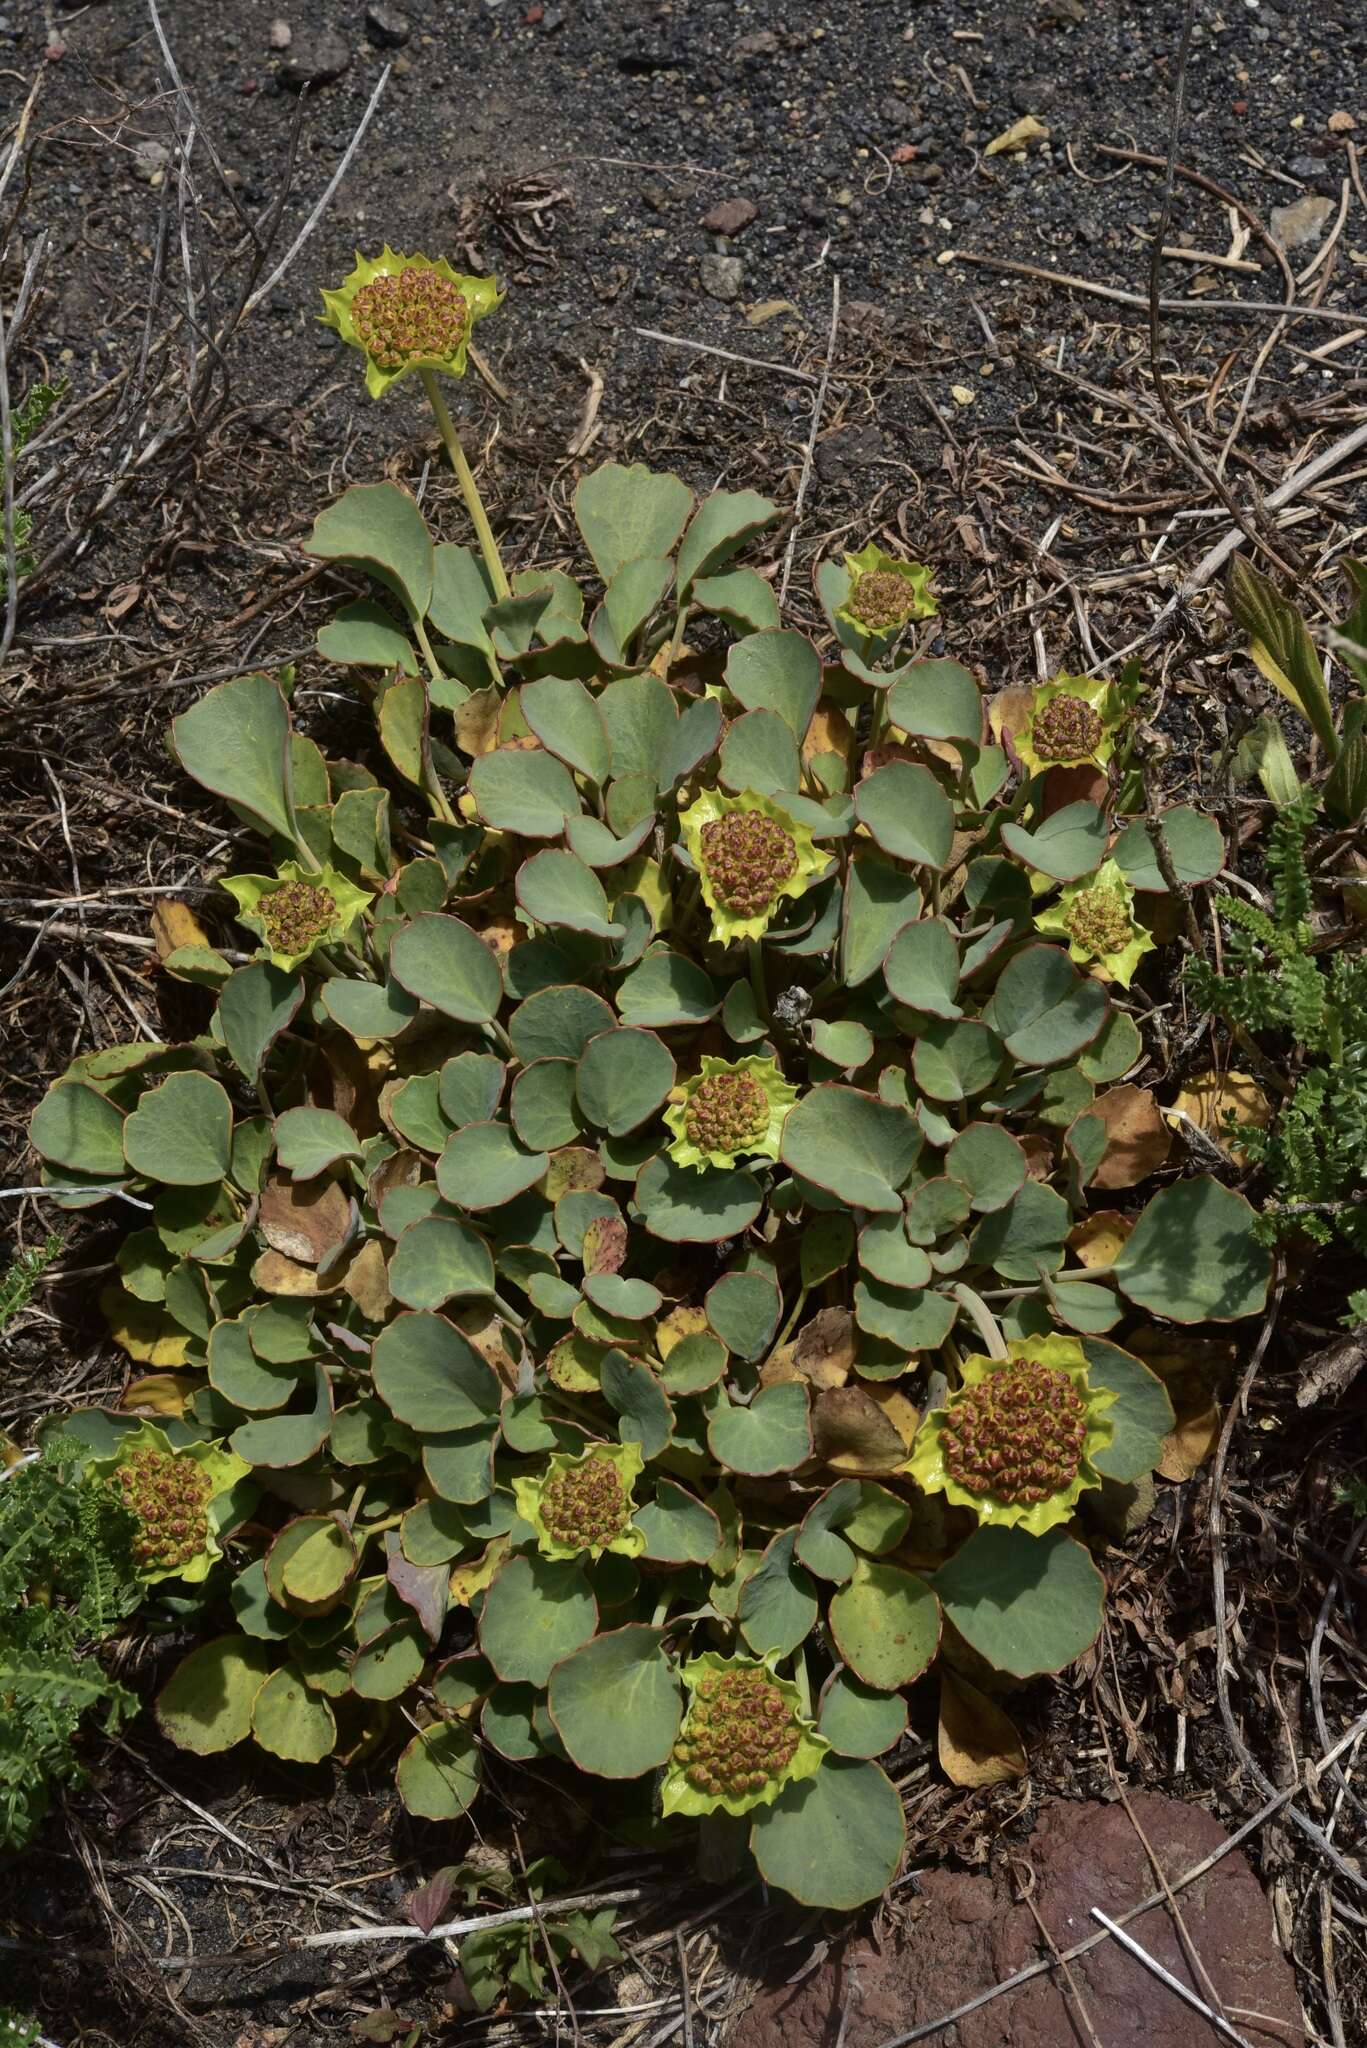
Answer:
[699,809,797,917]
[670,1666,802,1801]
[1062,884,1133,960]
[685,1071,769,1154]
[1030,692,1104,764]
[848,568,922,632]
[350,268,470,372]
[938,1359,1087,1505]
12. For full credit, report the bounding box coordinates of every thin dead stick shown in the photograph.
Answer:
[872,1706,1367,2048]
[0,231,46,661]
[241,68,391,321]
[948,250,1367,329]
[0,65,42,214]
[1162,245,1261,273]
[779,272,840,607]
[1091,1913,1257,2048]
[632,326,820,386]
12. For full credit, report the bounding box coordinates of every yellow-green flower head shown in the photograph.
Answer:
[319,248,503,399]
[1014,673,1124,777]
[678,788,826,946]
[664,1054,798,1171]
[909,1334,1116,1535]
[661,1651,828,1819]
[512,1441,646,1562]
[222,861,372,972]
[836,544,937,638]
[1034,859,1156,988]
[88,1421,250,1585]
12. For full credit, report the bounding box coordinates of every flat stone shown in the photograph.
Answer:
[130,139,170,183]
[364,4,410,49]
[280,27,351,89]
[702,196,757,237]
[699,251,743,302]
[1270,192,1335,250]
[268,17,291,49]
[731,1794,1305,2048]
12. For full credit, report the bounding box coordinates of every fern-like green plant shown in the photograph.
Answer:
[0,1438,143,1849]
[1187,797,1367,1249]
[0,1236,61,1334]
[0,380,63,593]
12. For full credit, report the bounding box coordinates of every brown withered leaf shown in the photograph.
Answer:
[802,700,855,779]
[453,1305,520,1390]
[387,1538,448,1644]
[657,1304,710,1355]
[582,1214,628,1276]
[543,1147,605,1200]
[252,1250,339,1297]
[1168,1070,1270,1169]
[937,1672,1027,1788]
[1087,1084,1172,1190]
[1021,1132,1056,1182]
[151,898,211,960]
[100,1285,192,1367]
[449,1536,507,1606]
[1157,1403,1221,1481]
[455,685,501,757]
[342,1238,393,1323]
[366,1147,424,1215]
[814,1384,917,1474]
[259,1175,352,1266]
[794,1306,856,1388]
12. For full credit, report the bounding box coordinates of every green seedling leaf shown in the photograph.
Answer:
[574,462,694,582]
[725,629,822,741]
[396,1721,481,1819]
[635,1155,761,1242]
[970,1180,1069,1283]
[389,1215,495,1308]
[984,945,1108,1066]
[171,672,297,843]
[479,1554,598,1686]
[316,598,418,672]
[677,488,775,590]
[468,747,582,837]
[1227,553,1337,758]
[819,1671,907,1759]
[599,673,676,786]
[853,761,954,869]
[705,1270,780,1360]
[352,1622,427,1699]
[30,1080,126,1177]
[1112,808,1224,893]
[516,850,625,940]
[656,1332,728,1397]
[1001,802,1109,882]
[707,1383,812,1476]
[781,1085,920,1213]
[124,1072,233,1186]
[597,556,674,662]
[208,1314,301,1414]
[520,675,612,784]
[306,481,434,622]
[437,1122,549,1210]
[376,672,431,790]
[390,914,504,1025]
[371,1311,502,1430]
[428,542,495,656]
[934,1524,1104,1678]
[739,1529,819,1657]
[1113,1176,1270,1321]
[548,1625,682,1777]
[884,918,961,1019]
[274,1107,361,1180]
[156,1636,271,1760]
[887,660,982,742]
[750,1755,905,1910]
[853,1278,956,1350]
[694,566,780,635]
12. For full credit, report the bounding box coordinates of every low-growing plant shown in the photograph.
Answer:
[0,379,64,594]
[25,259,1273,1911]
[416,1858,621,2012]
[0,1437,143,1849]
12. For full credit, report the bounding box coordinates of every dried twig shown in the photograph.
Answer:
[779,273,840,607]
[632,327,820,386]
[949,250,1367,329]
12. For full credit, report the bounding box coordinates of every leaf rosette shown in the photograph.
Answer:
[663,1053,798,1171]
[661,1651,828,1819]
[221,861,372,971]
[319,247,502,398]
[908,1334,1117,1534]
[87,1421,250,1585]
[512,1442,647,1562]
[1013,673,1125,777]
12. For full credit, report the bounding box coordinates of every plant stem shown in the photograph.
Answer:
[747,939,769,1022]
[401,616,459,826]
[420,367,509,601]
[952,1283,1007,1359]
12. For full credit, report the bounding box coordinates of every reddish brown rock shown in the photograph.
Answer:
[730,1794,1304,2048]
[702,197,758,237]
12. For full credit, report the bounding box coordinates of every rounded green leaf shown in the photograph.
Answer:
[616,949,719,1029]
[123,1071,232,1186]
[437,1122,549,1211]
[818,1671,908,1759]
[1113,806,1224,892]
[738,1529,819,1657]
[306,480,434,621]
[274,1106,362,1180]
[945,1123,1028,1213]
[887,659,982,742]
[632,1480,721,1563]
[509,985,616,1063]
[797,1480,910,1581]
[912,1017,1004,1103]
[1079,1008,1142,1085]
[657,1332,728,1397]
[516,849,625,941]
[510,1059,582,1151]
[1001,802,1109,882]
[1080,1337,1175,1481]
[705,1270,780,1361]
[469,747,581,836]
[439,1050,506,1127]
[229,1364,334,1469]
[693,566,780,636]
[750,1755,905,1909]
[371,1310,502,1430]
[574,462,693,582]
[842,855,923,988]
[780,1085,920,1213]
[719,708,801,796]
[725,628,821,740]
[520,674,612,783]
[829,1560,941,1689]
[548,1624,682,1778]
[390,913,503,1026]
[156,1635,271,1755]
[970,1180,1070,1283]
[316,597,418,672]
[389,1215,495,1309]
[884,918,962,1019]
[853,761,954,869]
[479,1554,598,1687]
[707,1383,812,1477]
[1113,1176,1270,1322]
[577,1028,676,1137]
[351,1622,427,1700]
[857,1214,932,1292]
[678,487,776,590]
[318,976,417,1042]
[218,962,305,1082]
[251,1666,337,1762]
[170,673,295,843]
[635,1154,761,1243]
[985,944,1109,1066]
[396,1721,481,1819]
[600,1349,674,1459]
[30,1080,126,1177]
[481,1683,541,1760]
[934,1523,1104,1678]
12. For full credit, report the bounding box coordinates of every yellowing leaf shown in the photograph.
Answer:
[342,1237,393,1322]
[1168,1071,1270,1168]
[449,1536,507,1605]
[120,1372,199,1417]
[1068,1210,1132,1267]
[151,899,211,960]
[1157,1403,1221,1481]
[938,1672,1027,1788]
[984,115,1050,157]
[101,1284,192,1367]
[657,1304,710,1357]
